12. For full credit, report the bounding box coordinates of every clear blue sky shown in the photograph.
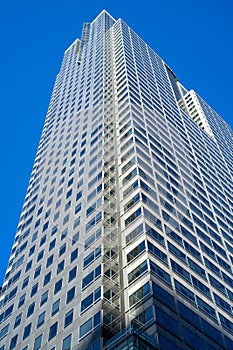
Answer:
[0,0,232,285]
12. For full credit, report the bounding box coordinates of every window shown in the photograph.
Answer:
[80,318,92,339]
[75,202,82,214]
[150,260,172,286]
[79,311,101,339]
[158,335,182,350]
[65,201,71,211]
[204,257,221,276]
[84,228,101,250]
[48,322,58,340]
[184,241,201,260]
[219,313,233,332]
[49,238,56,251]
[66,286,75,304]
[46,254,54,267]
[9,334,18,349]
[62,334,72,350]
[70,248,78,262]
[32,231,38,242]
[171,260,191,282]
[54,278,63,294]
[86,212,102,232]
[14,313,22,328]
[68,266,77,282]
[61,228,68,240]
[34,219,40,229]
[127,241,145,263]
[124,193,140,213]
[25,260,32,272]
[27,302,35,317]
[44,271,52,286]
[37,250,44,262]
[129,282,150,307]
[29,244,36,256]
[57,260,65,274]
[126,223,144,245]
[63,214,70,225]
[191,276,211,298]
[125,208,142,227]
[68,178,74,187]
[81,287,101,313]
[196,296,216,319]
[76,190,82,201]
[18,293,26,308]
[83,246,101,268]
[82,265,101,290]
[155,306,179,336]
[175,279,195,303]
[40,290,49,306]
[152,282,176,310]
[64,309,73,328]
[86,198,101,217]
[37,311,46,328]
[34,265,41,279]
[188,258,206,279]
[72,232,79,245]
[128,260,148,284]
[66,189,72,199]
[51,299,60,316]
[31,283,38,297]
[0,324,9,340]
[0,304,13,322]
[23,323,32,339]
[147,235,166,261]
[34,334,42,350]
[59,244,66,256]
[183,326,206,348]
[178,301,201,329]
[40,235,46,246]
[209,274,227,295]
[22,276,29,289]
[73,217,80,229]
[51,226,58,236]
[214,293,231,314]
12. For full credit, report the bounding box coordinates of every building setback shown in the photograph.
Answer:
[1,10,233,350]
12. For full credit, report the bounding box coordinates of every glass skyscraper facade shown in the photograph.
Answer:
[0,10,233,350]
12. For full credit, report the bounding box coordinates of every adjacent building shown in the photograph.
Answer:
[1,10,233,350]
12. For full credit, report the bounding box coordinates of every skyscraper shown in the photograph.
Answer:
[0,9,233,349]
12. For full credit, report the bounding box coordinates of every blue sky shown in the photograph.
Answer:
[0,0,232,284]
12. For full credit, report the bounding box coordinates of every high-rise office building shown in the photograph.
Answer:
[0,10,233,350]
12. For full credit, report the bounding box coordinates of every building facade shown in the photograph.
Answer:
[1,10,233,350]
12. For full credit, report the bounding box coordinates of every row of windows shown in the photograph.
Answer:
[1,321,72,349]
[127,249,233,320]
[129,278,233,348]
